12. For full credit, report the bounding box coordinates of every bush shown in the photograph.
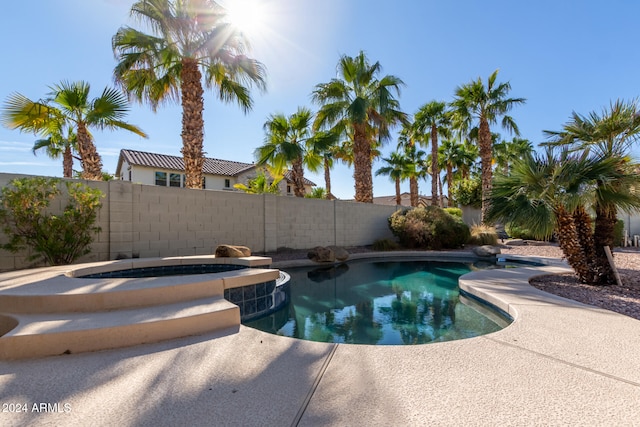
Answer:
[372,238,400,251]
[0,177,104,266]
[443,207,462,218]
[506,222,540,240]
[468,224,498,245]
[613,219,624,247]
[388,206,470,249]
[450,176,482,208]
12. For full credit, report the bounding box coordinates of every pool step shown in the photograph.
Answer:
[0,268,280,314]
[0,296,239,360]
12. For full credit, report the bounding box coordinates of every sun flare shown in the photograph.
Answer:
[223,0,267,38]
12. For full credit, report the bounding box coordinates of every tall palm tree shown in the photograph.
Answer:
[493,136,533,174]
[113,0,266,189]
[375,152,407,206]
[413,101,451,206]
[312,51,406,203]
[397,133,427,207]
[450,69,525,223]
[438,139,478,204]
[255,107,336,197]
[2,81,147,180]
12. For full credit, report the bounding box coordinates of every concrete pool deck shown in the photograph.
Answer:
[1,254,640,425]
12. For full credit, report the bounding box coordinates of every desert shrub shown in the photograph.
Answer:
[450,176,482,208]
[443,207,462,218]
[613,219,624,247]
[468,224,498,245]
[372,238,400,251]
[388,206,470,249]
[506,222,540,240]
[0,177,104,265]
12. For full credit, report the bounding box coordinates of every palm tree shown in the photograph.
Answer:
[233,168,282,194]
[113,0,266,189]
[493,136,533,174]
[544,99,640,284]
[398,134,427,207]
[312,51,406,203]
[450,70,526,223]
[438,139,478,204]
[2,81,147,180]
[488,148,640,285]
[255,107,336,197]
[32,127,78,178]
[413,101,451,206]
[375,151,407,206]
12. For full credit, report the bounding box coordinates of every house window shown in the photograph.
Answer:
[287,185,291,194]
[128,170,132,181]
[224,178,230,188]
[155,171,167,186]
[169,173,181,187]
[182,174,186,187]
[202,176,206,189]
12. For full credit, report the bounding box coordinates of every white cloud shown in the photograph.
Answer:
[0,140,32,152]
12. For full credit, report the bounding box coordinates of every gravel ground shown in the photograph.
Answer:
[266,243,640,321]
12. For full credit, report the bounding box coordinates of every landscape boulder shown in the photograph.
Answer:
[307,246,335,263]
[473,245,501,257]
[215,244,251,258]
[504,239,525,246]
[328,245,350,261]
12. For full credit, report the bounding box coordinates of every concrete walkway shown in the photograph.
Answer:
[1,256,640,426]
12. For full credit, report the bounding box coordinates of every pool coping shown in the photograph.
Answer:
[1,250,639,425]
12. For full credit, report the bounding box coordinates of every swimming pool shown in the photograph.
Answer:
[245,259,512,345]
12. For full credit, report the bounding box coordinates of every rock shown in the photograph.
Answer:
[307,246,335,263]
[505,239,525,246]
[328,245,349,261]
[215,244,251,258]
[473,245,502,257]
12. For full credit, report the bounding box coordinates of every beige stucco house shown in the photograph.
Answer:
[115,149,315,195]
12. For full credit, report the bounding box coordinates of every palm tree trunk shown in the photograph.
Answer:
[446,165,453,207]
[353,123,373,203]
[324,156,333,199]
[573,205,596,264]
[63,145,73,178]
[291,157,306,197]
[409,177,418,207]
[76,123,103,180]
[478,118,493,224]
[395,178,401,206]
[431,124,438,206]
[438,174,444,207]
[554,204,594,284]
[593,205,618,285]
[181,58,205,189]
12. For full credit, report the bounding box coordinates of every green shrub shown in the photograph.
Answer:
[372,238,400,251]
[388,206,470,249]
[613,219,624,247]
[468,224,498,245]
[443,207,462,218]
[506,222,540,240]
[0,177,104,266]
[450,176,481,208]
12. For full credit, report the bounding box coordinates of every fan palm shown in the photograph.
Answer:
[32,127,78,178]
[375,151,407,206]
[312,51,406,203]
[113,0,266,189]
[256,107,336,197]
[493,136,533,174]
[2,81,147,180]
[438,139,479,204]
[413,101,451,205]
[451,69,525,223]
[397,128,427,207]
[544,99,640,283]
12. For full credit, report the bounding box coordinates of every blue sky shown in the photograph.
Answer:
[1,0,638,199]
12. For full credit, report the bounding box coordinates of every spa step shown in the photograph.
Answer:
[0,268,280,314]
[0,296,239,360]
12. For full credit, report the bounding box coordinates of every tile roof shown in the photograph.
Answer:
[119,149,255,177]
[117,149,317,186]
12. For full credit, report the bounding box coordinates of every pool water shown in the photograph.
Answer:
[245,260,511,345]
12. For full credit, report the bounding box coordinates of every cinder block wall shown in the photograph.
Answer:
[0,174,398,271]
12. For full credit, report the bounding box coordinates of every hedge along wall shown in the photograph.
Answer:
[0,173,398,271]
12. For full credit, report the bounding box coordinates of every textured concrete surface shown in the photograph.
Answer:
[1,254,640,425]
